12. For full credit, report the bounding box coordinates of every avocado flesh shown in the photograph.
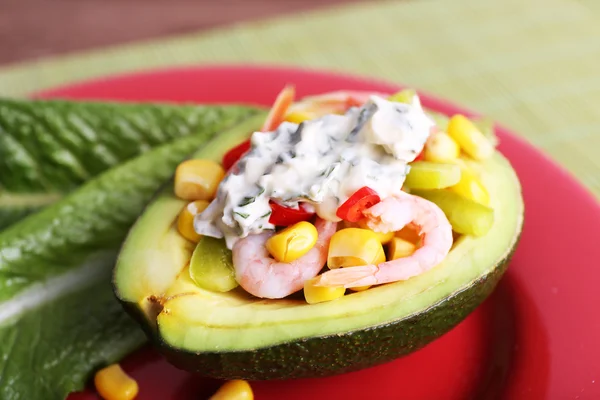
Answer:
[114,127,524,379]
[114,115,263,307]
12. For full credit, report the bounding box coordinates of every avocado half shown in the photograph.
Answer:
[113,114,524,380]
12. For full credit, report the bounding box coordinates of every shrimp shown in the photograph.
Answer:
[232,218,337,299]
[313,192,453,288]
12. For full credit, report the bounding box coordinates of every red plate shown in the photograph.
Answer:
[37,65,600,399]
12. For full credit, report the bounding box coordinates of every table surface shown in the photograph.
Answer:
[0,0,363,65]
[1,0,600,201]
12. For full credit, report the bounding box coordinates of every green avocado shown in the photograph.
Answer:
[114,124,524,379]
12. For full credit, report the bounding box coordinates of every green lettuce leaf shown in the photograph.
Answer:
[0,275,145,399]
[0,98,258,230]
[0,113,266,400]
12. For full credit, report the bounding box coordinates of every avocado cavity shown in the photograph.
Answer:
[113,116,523,379]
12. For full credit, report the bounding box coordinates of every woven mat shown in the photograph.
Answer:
[1,0,599,199]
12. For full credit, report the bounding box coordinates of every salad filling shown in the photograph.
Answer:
[195,94,435,249]
[170,86,498,302]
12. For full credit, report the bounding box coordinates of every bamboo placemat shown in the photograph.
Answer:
[1,0,599,198]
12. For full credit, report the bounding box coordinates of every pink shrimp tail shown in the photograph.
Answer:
[314,265,379,288]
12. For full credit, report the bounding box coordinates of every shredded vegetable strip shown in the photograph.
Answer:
[261,85,296,131]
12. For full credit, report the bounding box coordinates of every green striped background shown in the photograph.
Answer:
[1,0,599,199]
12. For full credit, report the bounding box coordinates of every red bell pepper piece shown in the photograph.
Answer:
[414,149,425,161]
[269,201,315,226]
[222,139,251,171]
[344,96,366,110]
[336,187,381,222]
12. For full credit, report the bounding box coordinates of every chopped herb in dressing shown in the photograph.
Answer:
[239,196,256,207]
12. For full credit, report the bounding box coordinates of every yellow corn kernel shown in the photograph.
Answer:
[266,221,318,263]
[328,228,386,269]
[348,285,372,292]
[209,380,254,400]
[331,226,385,292]
[355,220,394,244]
[395,226,422,245]
[177,200,210,243]
[304,276,346,304]
[449,164,490,206]
[447,114,494,160]
[285,111,314,124]
[424,132,460,163]
[343,220,390,256]
[94,364,138,400]
[388,237,417,260]
[174,159,225,201]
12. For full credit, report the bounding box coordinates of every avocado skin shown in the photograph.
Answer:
[113,109,522,380]
[122,235,519,380]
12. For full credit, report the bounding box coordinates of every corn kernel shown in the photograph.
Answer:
[94,364,138,400]
[388,237,417,260]
[209,379,254,400]
[304,276,346,304]
[285,111,314,124]
[177,200,209,243]
[472,116,499,147]
[449,163,490,206]
[395,226,422,245]
[355,220,394,244]
[327,228,386,269]
[348,285,372,292]
[266,221,318,263]
[447,114,494,160]
[174,159,225,201]
[343,220,389,251]
[327,228,384,292]
[424,131,460,163]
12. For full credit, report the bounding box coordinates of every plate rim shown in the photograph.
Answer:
[37,64,598,399]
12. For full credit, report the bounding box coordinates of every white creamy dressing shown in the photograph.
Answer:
[194,94,435,249]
